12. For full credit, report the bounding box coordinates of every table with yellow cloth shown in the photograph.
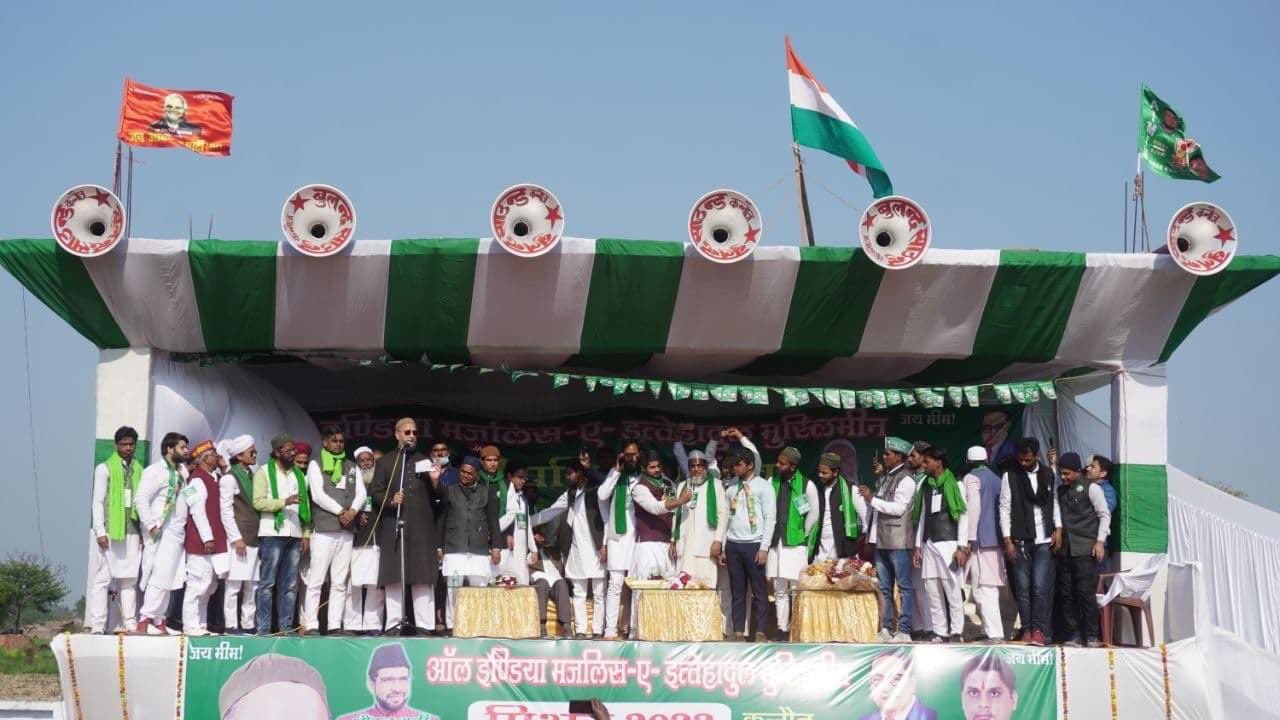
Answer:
[452,586,540,639]
[789,590,881,643]
[634,589,724,642]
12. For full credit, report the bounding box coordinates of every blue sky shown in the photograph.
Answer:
[1,1,1277,594]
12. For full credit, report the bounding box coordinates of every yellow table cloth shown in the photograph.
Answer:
[790,590,880,643]
[452,586,540,639]
[634,589,724,642]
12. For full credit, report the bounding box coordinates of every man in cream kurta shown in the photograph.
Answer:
[913,446,971,642]
[86,426,145,633]
[496,461,538,585]
[672,447,729,588]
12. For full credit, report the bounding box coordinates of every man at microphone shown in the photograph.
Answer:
[369,418,443,634]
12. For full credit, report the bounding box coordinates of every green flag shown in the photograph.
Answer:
[1138,85,1220,183]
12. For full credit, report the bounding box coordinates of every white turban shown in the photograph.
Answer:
[225,434,255,458]
[353,446,374,459]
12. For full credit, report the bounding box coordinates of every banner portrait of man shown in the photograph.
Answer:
[335,642,440,720]
[149,93,203,136]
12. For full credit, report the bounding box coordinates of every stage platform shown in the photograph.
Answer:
[49,633,1218,719]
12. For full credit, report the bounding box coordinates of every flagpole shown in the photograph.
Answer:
[125,146,134,240]
[792,144,816,247]
[111,141,123,196]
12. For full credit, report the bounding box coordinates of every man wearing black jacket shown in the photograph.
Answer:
[809,453,868,563]
[438,457,503,631]
[998,438,1062,646]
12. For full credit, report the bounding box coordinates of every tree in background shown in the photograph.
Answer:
[0,554,66,634]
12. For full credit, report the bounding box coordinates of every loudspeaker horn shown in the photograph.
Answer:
[1166,201,1236,275]
[490,184,564,257]
[281,184,357,257]
[688,189,762,263]
[50,184,126,257]
[858,195,931,270]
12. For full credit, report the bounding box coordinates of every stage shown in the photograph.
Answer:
[50,632,1218,719]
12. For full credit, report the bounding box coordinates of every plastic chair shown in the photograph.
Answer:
[1096,553,1166,648]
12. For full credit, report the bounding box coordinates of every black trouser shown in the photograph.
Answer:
[726,541,767,635]
[1056,553,1100,641]
[533,578,572,626]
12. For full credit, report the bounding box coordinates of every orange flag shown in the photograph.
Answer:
[116,78,234,156]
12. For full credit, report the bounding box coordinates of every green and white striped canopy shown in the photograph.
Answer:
[2,237,1276,386]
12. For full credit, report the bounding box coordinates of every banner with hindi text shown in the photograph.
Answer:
[184,636,1059,719]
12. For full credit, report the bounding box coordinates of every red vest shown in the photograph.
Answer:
[185,468,228,554]
[634,475,673,543]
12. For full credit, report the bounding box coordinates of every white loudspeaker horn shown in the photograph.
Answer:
[688,189,762,263]
[858,195,931,270]
[1167,201,1237,276]
[281,184,357,257]
[490,183,564,258]
[50,184,126,257]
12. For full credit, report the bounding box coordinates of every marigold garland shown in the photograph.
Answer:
[63,632,84,720]
[117,631,130,720]
[1160,642,1172,719]
[175,634,187,720]
[1107,648,1119,720]
[1058,646,1069,719]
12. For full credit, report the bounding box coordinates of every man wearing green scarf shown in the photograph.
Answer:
[672,447,729,590]
[302,430,365,635]
[767,445,818,641]
[810,453,868,563]
[86,425,144,633]
[478,445,504,487]
[251,433,312,635]
[912,446,970,643]
[598,440,643,639]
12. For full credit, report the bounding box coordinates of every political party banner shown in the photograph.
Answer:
[117,77,234,156]
[185,636,1058,720]
[311,403,1022,505]
[1138,85,1219,183]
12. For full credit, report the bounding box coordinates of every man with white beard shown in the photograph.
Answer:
[344,446,384,634]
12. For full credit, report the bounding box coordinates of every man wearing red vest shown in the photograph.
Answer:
[183,440,229,635]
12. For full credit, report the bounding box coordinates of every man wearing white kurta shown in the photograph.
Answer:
[531,461,607,638]
[182,441,231,636]
[221,435,259,633]
[811,452,868,563]
[344,447,384,633]
[962,445,1007,642]
[672,447,728,589]
[136,433,189,596]
[302,430,365,634]
[912,446,971,642]
[766,445,819,640]
[597,442,642,639]
[138,435,213,634]
[86,426,144,633]
[496,462,538,585]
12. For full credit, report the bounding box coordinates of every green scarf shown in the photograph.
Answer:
[320,449,346,485]
[673,476,719,542]
[771,470,814,547]
[499,478,511,512]
[828,474,859,540]
[912,468,967,524]
[229,463,253,501]
[268,460,312,531]
[479,468,502,487]
[105,452,143,541]
[613,471,638,533]
[160,460,179,526]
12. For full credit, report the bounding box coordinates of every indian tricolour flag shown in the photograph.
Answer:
[787,37,893,198]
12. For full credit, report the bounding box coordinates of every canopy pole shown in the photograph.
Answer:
[793,144,816,247]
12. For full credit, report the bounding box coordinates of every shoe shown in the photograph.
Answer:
[135,619,151,635]
[1030,630,1046,647]
[186,628,210,637]
[603,632,618,640]
[891,632,911,643]
[146,620,166,636]
[1086,639,1105,648]
[774,629,790,642]
[1063,636,1082,647]
[876,629,893,643]
[1019,629,1033,643]
[929,635,944,644]
[296,627,310,637]
[753,632,767,643]
[728,632,744,641]
[949,634,964,644]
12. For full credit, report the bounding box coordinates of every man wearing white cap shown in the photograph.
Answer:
[345,446,384,633]
[221,435,259,633]
[218,653,330,720]
[963,445,1007,642]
